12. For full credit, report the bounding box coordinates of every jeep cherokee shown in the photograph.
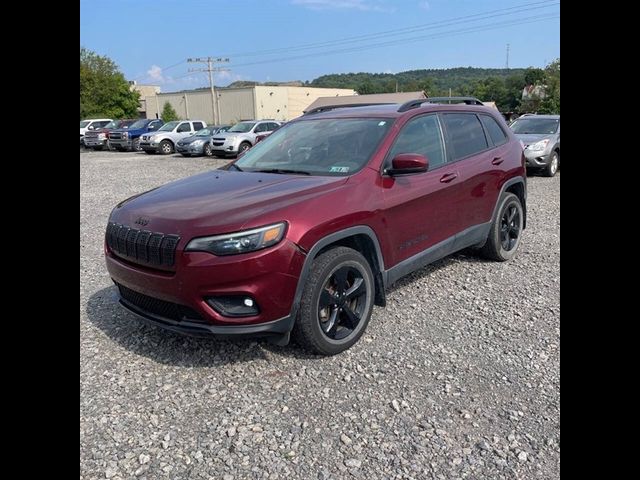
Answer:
[105,98,526,355]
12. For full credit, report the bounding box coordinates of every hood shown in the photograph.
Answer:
[514,133,552,146]
[110,170,348,236]
[213,132,244,140]
[178,135,210,145]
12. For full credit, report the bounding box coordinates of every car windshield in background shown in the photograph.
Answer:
[120,120,135,128]
[158,121,180,132]
[128,119,148,129]
[235,118,394,176]
[510,118,559,134]
[195,128,214,136]
[103,121,120,129]
[228,122,256,133]
[80,121,90,128]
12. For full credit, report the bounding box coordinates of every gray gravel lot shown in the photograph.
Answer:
[80,149,559,480]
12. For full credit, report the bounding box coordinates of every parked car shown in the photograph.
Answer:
[80,118,112,146]
[176,125,232,157]
[209,120,282,157]
[83,119,136,150]
[105,98,526,355]
[109,118,165,152]
[140,120,207,155]
[254,122,284,145]
[509,114,560,177]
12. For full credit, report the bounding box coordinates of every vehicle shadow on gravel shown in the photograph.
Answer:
[86,286,280,367]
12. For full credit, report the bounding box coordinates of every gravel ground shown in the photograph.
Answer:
[80,149,560,480]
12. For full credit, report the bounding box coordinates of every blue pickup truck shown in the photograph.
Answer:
[109,118,164,152]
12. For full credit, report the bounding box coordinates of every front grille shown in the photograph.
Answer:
[117,283,204,322]
[106,222,179,269]
[85,131,99,139]
[110,132,123,140]
[212,142,224,147]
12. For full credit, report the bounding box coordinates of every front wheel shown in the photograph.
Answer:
[543,151,559,177]
[292,247,374,356]
[159,140,174,155]
[237,142,251,156]
[132,138,141,152]
[203,143,213,157]
[480,192,524,262]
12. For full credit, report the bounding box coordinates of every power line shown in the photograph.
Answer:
[219,0,558,58]
[228,13,559,69]
[187,57,230,124]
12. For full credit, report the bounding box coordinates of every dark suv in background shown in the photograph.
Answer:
[105,97,526,355]
[109,118,164,152]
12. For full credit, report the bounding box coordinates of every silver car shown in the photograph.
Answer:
[510,114,560,177]
[209,120,282,157]
[176,125,231,157]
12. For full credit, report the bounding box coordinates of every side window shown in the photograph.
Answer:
[387,114,446,170]
[267,122,279,131]
[95,121,110,128]
[177,122,191,133]
[192,122,204,131]
[149,120,161,130]
[254,123,267,133]
[480,115,508,147]
[441,113,489,160]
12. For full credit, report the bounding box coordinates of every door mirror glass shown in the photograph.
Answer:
[387,153,429,176]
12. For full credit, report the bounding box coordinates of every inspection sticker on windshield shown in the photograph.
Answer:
[378,121,387,126]
[330,166,350,173]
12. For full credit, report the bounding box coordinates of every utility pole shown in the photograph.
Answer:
[187,57,230,125]
[506,44,510,69]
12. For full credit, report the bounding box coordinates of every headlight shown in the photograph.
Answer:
[191,139,204,146]
[527,139,549,151]
[185,222,287,256]
[98,133,106,139]
[122,131,129,138]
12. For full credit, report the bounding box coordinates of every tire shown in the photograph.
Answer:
[203,143,213,157]
[543,151,559,177]
[480,192,524,262]
[115,147,126,152]
[159,140,174,155]
[144,150,155,155]
[181,154,190,157]
[92,146,103,151]
[238,142,251,156]
[132,138,141,152]
[292,246,375,356]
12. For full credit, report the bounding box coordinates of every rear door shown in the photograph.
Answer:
[440,112,508,240]
[381,113,463,267]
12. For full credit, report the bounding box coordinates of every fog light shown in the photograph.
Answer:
[206,296,259,317]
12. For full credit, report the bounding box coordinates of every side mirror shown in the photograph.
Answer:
[386,153,429,176]
[148,124,156,130]
[87,125,94,130]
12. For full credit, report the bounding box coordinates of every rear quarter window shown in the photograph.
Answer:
[480,115,508,147]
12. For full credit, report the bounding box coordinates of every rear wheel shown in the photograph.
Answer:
[160,140,173,155]
[543,151,559,177]
[480,192,523,262]
[292,247,374,356]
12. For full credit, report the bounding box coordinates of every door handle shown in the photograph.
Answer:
[439,173,458,183]
[491,156,504,165]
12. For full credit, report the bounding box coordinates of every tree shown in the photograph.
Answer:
[524,68,545,86]
[80,47,140,119]
[539,58,560,114]
[161,102,179,122]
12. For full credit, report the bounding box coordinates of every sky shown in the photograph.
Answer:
[80,0,560,93]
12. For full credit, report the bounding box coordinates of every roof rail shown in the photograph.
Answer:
[304,103,395,115]
[397,96,484,112]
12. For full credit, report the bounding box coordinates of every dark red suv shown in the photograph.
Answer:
[105,97,526,355]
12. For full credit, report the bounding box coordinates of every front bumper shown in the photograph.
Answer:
[110,139,133,149]
[176,143,205,155]
[140,142,160,153]
[524,149,551,167]
[210,138,239,155]
[84,137,107,147]
[105,238,305,338]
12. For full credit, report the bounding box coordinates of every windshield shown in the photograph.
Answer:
[228,122,256,133]
[128,119,149,129]
[80,121,90,128]
[158,121,180,132]
[195,128,214,136]
[510,118,559,134]
[103,120,120,129]
[235,118,394,176]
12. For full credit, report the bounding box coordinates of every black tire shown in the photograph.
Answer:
[92,146,103,151]
[292,246,374,356]
[480,192,524,262]
[144,150,155,155]
[543,150,559,177]
[159,140,174,155]
[238,142,251,156]
[203,143,213,157]
[115,147,126,152]
[132,138,141,152]
[181,153,190,157]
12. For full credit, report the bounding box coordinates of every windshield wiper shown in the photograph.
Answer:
[254,168,310,175]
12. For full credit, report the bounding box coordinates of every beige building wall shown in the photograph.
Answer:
[145,86,356,123]
[287,87,357,120]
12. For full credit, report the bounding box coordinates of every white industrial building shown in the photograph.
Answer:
[144,86,357,125]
